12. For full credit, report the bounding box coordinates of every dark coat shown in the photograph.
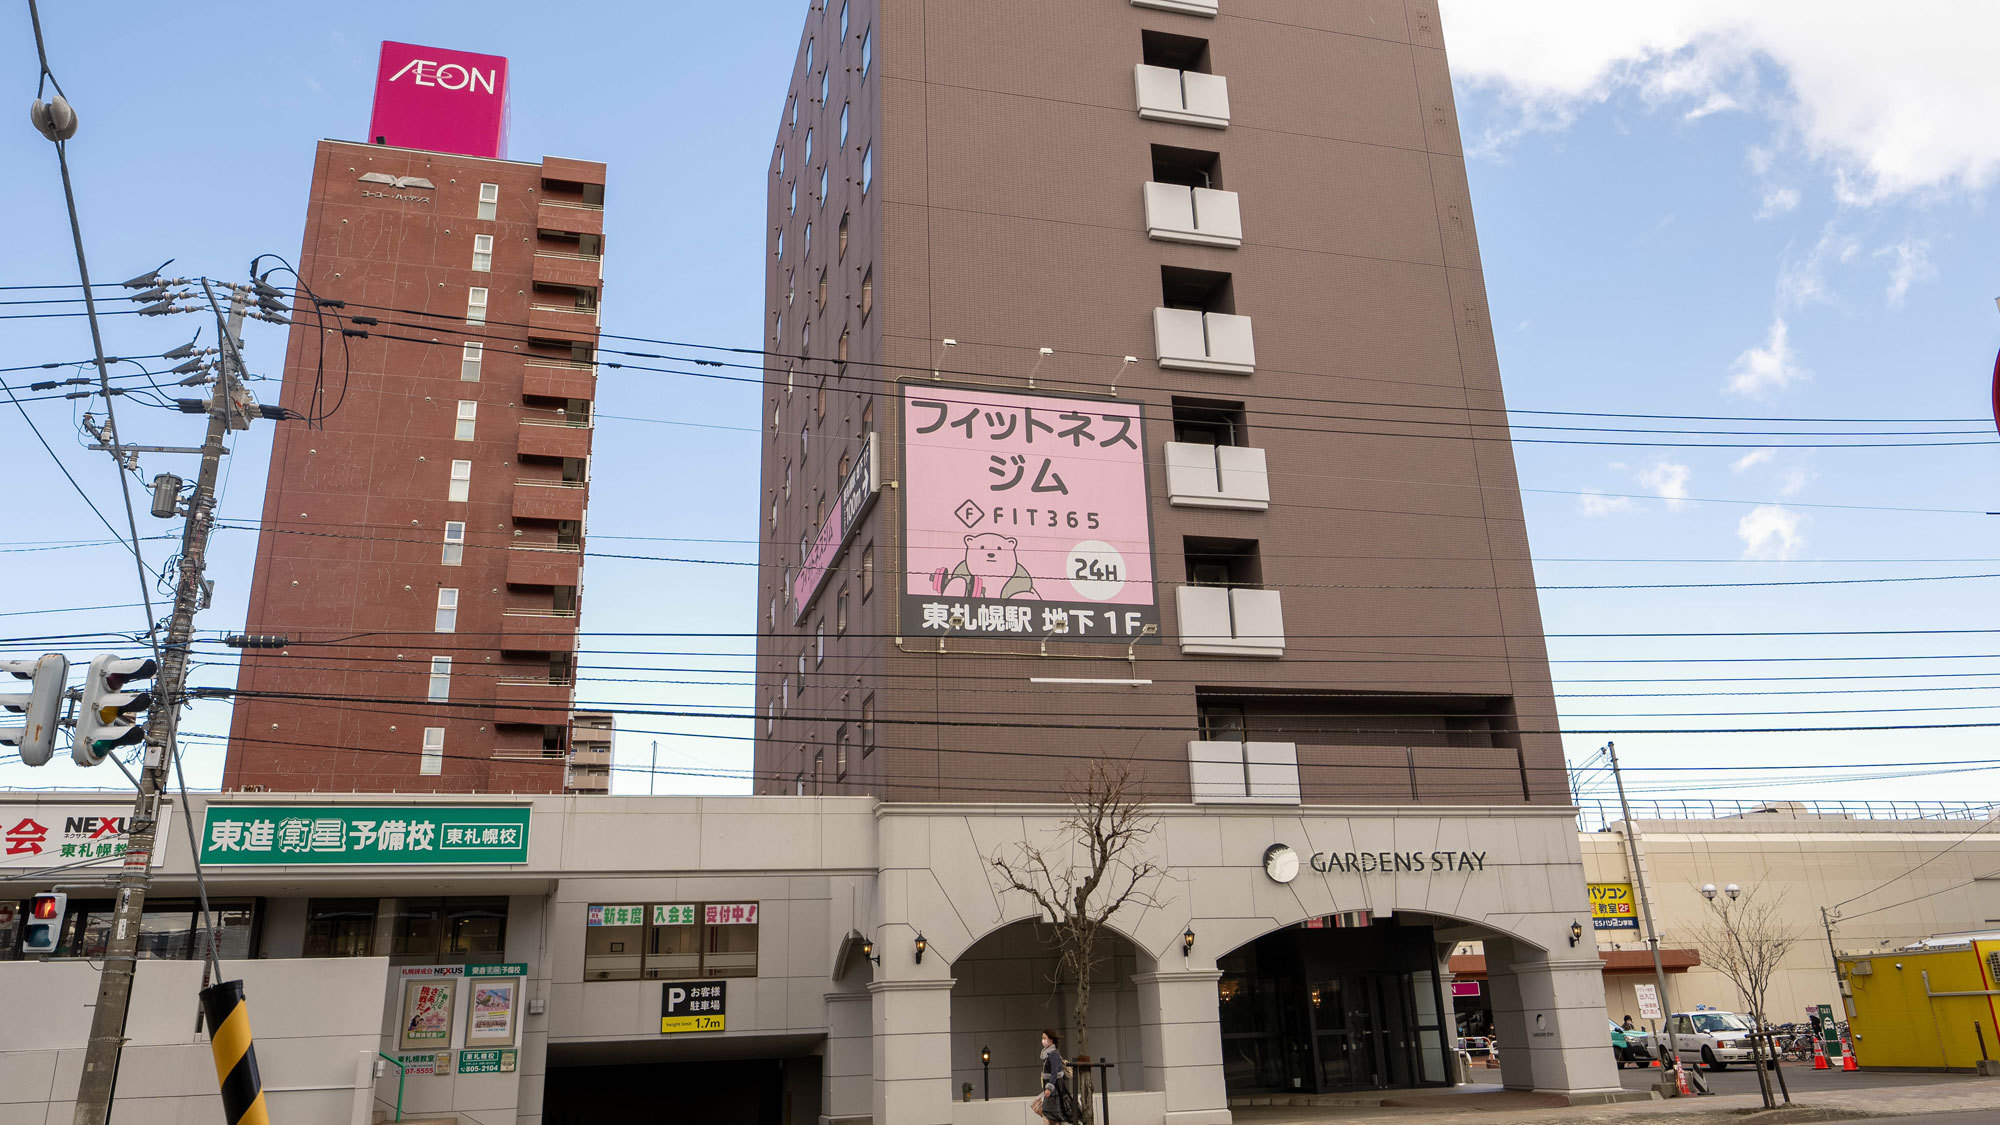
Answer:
[1040,1044,1065,1091]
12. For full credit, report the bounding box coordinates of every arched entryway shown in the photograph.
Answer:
[949,918,1147,1102]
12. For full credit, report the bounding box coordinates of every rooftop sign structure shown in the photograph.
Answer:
[367,41,509,159]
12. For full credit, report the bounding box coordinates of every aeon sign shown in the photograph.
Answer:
[367,41,509,160]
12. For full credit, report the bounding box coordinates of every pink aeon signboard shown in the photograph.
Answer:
[367,41,509,160]
[903,385,1158,642]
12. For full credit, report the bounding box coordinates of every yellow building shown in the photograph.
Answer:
[1839,938,2000,1071]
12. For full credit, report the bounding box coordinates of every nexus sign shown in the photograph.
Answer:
[367,41,510,159]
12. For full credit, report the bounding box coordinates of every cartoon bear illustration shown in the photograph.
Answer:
[930,533,1040,599]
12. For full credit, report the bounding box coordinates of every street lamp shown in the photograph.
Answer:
[914,932,928,964]
[981,1045,991,1100]
[1569,920,1584,947]
[1182,926,1196,958]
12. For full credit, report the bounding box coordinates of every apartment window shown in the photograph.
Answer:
[421,727,445,775]
[783,459,792,498]
[860,27,871,76]
[455,400,478,441]
[788,182,796,214]
[861,543,875,600]
[861,144,873,193]
[767,701,776,734]
[839,102,849,145]
[448,459,472,502]
[778,144,786,177]
[838,211,849,259]
[466,286,488,325]
[1143,29,1212,72]
[840,0,849,39]
[837,585,849,634]
[804,221,812,257]
[389,897,508,964]
[861,400,873,433]
[804,128,813,164]
[802,319,812,354]
[805,38,813,75]
[441,521,466,566]
[435,588,459,633]
[861,694,875,755]
[428,656,452,702]
[813,751,825,795]
[797,651,807,688]
[1153,143,1223,189]
[776,229,784,260]
[1162,265,1235,313]
[817,268,828,309]
[819,69,829,106]
[815,165,827,204]
[477,182,498,220]
[837,327,849,365]
[460,342,483,382]
[782,677,790,711]
[303,898,377,958]
[1173,398,1247,445]
[789,93,798,129]
[836,725,850,778]
[1199,701,1249,742]
[860,268,873,320]
[1184,536,1262,587]
[839,450,852,481]
[471,233,494,272]
[801,423,810,461]
[816,620,826,665]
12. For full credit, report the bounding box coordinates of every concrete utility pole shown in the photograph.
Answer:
[1606,741,1684,1093]
[1819,906,1844,1015]
[71,283,247,1125]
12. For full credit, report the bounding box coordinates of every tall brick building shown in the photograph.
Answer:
[222,141,607,792]
[754,0,1563,809]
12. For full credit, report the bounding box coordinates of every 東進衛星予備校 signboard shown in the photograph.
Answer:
[199,805,529,865]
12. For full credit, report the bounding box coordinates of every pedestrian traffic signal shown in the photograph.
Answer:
[0,654,70,766]
[23,892,66,954]
[75,655,157,766]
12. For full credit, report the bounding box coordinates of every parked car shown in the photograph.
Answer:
[1666,1010,1771,1070]
[1609,1020,1653,1067]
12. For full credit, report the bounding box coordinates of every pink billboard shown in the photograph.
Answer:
[367,41,509,160]
[902,386,1158,642]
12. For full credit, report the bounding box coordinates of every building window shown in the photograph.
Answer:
[801,423,810,461]
[428,656,452,702]
[838,327,850,365]
[813,750,825,795]
[840,0,849,38]
[303,898,377,957]
[466,286,488,325]
[788,181,796,214]
[861,145,872,194]
[471,233,493,272]
[836,725,850,778]
[766,700,776,734]
[805,37,813,75]
[441,521,466,566]
[839,450,852,481]
[389,897,508,964]
[783,459,792,498]
[789,94,797,129]
[435,588,459,633]
[448,459,471,503]
[804,220,812,257]
[804,127,813,165]
[802,319,812,354]
[1184,536,1262,587]
[455,400,478,441]
[839,102,850,145]
[861,544,875,600]
[860,269,873,320]
[838,211,849,259]
[860,27,871,77]
[837,585,849,634]
[776,229,784,260]
[797,651,807,692]
[817,268,828,310]
[819,68,829,106]
[421,727,445,775]
[778,144,786,177]
[816,620,826,665]
[461,342,483,382]
[477,183,498,220]
[816,380,827,419]
[583,902,761,982]
[861,694,875,755]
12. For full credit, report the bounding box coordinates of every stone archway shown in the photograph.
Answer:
[949,918,1148,1102]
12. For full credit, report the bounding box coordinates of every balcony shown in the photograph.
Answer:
[1176,585,1284,657]
[512,479,587,522]
[1165,442,1269,510]
[1188,740,1300,804]
[1135,64,1230,129]
[1153,308,1255,374]
[493,677,574,725]
[1143,183,1242,248]
[506,544,583,587]
[518,417,592,461]
[522,360,597,401]
[532,250,603,290]
[569,743,611,766]
[527,302,600,344]
[536,199,603,237]
[500,609,580,652]
[1134,0,1218,14]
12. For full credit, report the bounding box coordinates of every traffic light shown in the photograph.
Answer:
[75,655,157,766]
[0,654,70,766]
[23,892,66,954]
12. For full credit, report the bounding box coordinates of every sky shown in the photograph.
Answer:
[2,2,1997,815]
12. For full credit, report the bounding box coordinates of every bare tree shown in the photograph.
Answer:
[1694,884,1799,1109]
[990,759,1166,1122]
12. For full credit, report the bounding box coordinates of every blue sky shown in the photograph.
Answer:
[3,3,1996,811]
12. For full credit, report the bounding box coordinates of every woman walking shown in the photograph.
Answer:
[1033,1029,1077,1123]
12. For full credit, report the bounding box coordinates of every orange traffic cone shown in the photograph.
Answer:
[1812,1039,1828,1069]
[1674,1063,1695,1097]
[1841,1040,1858,1071]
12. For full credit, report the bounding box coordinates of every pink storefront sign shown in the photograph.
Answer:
[367,41,510,159]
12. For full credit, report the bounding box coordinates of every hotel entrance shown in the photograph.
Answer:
[1217,918,1453,1095]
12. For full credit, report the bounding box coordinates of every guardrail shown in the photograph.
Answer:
[1575,797,2000,831]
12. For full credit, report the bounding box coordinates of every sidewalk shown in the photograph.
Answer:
[1227,1077,2000,1125]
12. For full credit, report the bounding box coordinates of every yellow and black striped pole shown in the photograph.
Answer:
[199,980,270,1125]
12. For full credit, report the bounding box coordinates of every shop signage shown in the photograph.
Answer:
[654,904,698,925]
[792,432,879,622]
[902,386,1160,642]
[467,977,520,1047]
[1635,983,1662,1021]
[199,804,529,865]
[589,905,646,927]
[1451,982,1481,998]
[457,1049,517,1075]
[1308,849,1487,874]
[661,980,726,1034]
[468,962,528,978]
[399,979,456,1050]
[400,965,466,978]
[1589,882,1639,930]
[397,1052,451,1077]
[2,804,167,868]
[367,41,510,159]
[705,903,759,925]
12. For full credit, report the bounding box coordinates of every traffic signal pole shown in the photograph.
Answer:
[70,284,246,1125]
[1606,741,1686,1093]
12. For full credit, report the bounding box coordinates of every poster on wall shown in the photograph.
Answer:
[465,978,519,1047]
[399,979,456,1050]
[902,386,1158,642]
[1588,882,1639,930]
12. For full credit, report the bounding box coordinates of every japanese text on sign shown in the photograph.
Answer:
[661,980,727,1033]
[704,903,759,925]
[654,904,698,925]
[1589,882,1639,931]
[200,805,529,865]
[2,806,166,869]
[589,905,646,927]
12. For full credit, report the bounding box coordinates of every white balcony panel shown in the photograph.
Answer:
[1245,741,1301,803]
[1143,183,1243,247]
[1175,585,1235,652]
[1165,442,1269,510]
[1188,740,1248,803]
[1134,0,1218,16]
[1153,309,1256,375]
[1134,65,1231,129]
[1229,588,1285,655]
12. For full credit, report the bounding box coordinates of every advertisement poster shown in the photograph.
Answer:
[397,1052,450,1077]
[1588,882,1639,930]
[200,804,529,865]
[902,386,1157,642]
[466,979,518,1047]
[2,805,166,869]
[400,979,456,1050]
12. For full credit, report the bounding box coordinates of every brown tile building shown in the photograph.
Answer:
[222,140,607,793]
[754,0,1564,807]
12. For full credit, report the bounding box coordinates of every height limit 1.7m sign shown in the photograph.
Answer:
[902,386,1158,642]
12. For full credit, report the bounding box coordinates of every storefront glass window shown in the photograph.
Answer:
[305,898,379,957]
[584,902,760,981]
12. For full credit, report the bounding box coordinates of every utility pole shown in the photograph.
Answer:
[650,739,659,796]
[1607,741,1685,1092]
[1820,905,1844,1016]
[71,282,247,1125]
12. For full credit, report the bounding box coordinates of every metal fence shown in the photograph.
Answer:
[1573,797,2000,832]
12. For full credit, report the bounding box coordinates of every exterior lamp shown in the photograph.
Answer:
[914,932,928,964]
[981,1045,991,1100]
[1182,926,1196,957]
[1568,920,1583,947]
[1725,883,1741,900]
[860,939,880,966]
[1701,883,1717,900]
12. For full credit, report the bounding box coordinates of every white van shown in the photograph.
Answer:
[1666,1010,1765,1070]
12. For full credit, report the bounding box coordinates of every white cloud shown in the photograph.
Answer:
[1438,2,2000,203]
[1726,318,1810,398]
[1579,491,1637,517]
[1637,461,1692,510]
[1756,186,1801,218]
[1730,448,1777,473]
[1776,224,1862,311]
[1737,504,1807,560]
[1778,466,1813,496]
[1877,237,1936,307]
